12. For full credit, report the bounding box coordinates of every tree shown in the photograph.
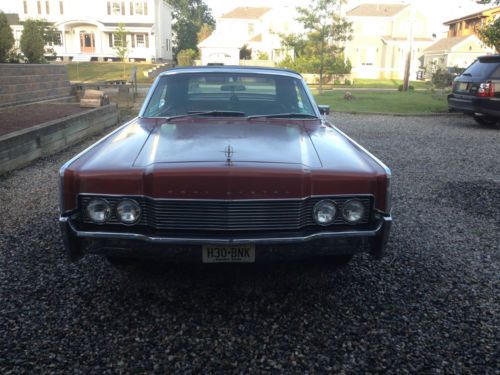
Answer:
[113,23,129,78]
[20,19,45,63]
[476,0,500,4]
[197,23,213,43]
[19,18,61,63]
[478,17,500,53]
[295,0,352,93]
[176,48,197,66]
[168,0,215,57]
[0,12,14,63]
[239,44,252,60]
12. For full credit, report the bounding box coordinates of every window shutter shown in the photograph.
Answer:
[131,34,135,48]
[121,1,125,15]
[109,33,113,47]
[107,1,111,15]
[144,2,147,15]
[130,1,133,15]
[145,34,149,48]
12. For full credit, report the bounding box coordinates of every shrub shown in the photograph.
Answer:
[344,79,351,86]
[432,68,454,89]
[256,51,269,60]
[176,49,197,66]
[0,12,14,63]
[20,19,45,63]
[334,78,341,85]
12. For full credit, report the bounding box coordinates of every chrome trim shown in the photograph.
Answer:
[61,216,384,246]
[77,193,375,202]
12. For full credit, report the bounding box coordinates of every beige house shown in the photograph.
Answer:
[423,35,492,75]
[345,4,434,80]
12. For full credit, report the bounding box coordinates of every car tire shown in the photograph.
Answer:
[473,114,499,126]
[321,254,354,267]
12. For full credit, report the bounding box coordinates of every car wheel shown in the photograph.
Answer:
[473,114,499,126]
[321,254,354,267]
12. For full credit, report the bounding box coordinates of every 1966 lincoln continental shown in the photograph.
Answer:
[59,66,392,266]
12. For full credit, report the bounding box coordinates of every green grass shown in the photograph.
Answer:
[309,79,430,90]
[314,91,448,114]
[66,62,157,83]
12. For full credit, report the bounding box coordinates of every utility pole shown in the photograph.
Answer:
[403,0,415,91]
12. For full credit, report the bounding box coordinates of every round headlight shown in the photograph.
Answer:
[342,199,365,223]
[86,199,111,224]
[116,199,141,224]
[313,200,337,226]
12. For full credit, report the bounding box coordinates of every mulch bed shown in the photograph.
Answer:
[0,103,87,137]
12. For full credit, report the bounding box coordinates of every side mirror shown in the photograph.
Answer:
[318,105,330,115]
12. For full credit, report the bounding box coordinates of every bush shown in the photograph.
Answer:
[0,12,14,63]
[256,51,269,60]
[176,49,197,66]
[334,78,341,85]
[344,79,351,86]
[432,68,454,89]
[398,84,415,92]
[20,19,45,63]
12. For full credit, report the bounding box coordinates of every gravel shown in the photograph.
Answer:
[0,114,498,374]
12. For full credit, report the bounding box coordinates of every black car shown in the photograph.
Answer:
[448,55,500,126]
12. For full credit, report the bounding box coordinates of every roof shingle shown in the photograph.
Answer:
[221,7,272,19]
[424,35,472,52]
[347,4,408,17]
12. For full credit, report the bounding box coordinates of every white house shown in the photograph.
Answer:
[8,0,173,62]
[198,6,302,66]
[345,4,435,80]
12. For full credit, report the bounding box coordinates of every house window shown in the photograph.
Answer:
[132,1,147,15]
[23,0,28,13]
[107,1,125,15]
[136,34,145,47]
[45,0,50,14]
[47,32,62,46]
[37,0,42,14]
[59,1,64,14]
[112,34,126,47]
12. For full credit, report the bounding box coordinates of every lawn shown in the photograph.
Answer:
[314,91,448,114]
[309,78,430,90]
[66,62,158,83]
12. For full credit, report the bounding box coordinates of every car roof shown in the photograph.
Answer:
[158,65,303,79]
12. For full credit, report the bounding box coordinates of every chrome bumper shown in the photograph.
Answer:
[59,216,392,262]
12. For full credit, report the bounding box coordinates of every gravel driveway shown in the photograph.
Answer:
[0,114,498,374]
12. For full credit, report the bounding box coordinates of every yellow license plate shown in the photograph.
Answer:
[202,245,255,263]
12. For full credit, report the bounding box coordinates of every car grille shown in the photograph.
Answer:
[80,196,373,231]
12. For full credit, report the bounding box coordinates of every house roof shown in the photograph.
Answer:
[5,13,20,26]
[249,34,262,42]
[443,6,500,25]
[221,7,272,19]
[424,35,474,52]
[347,4,408,17]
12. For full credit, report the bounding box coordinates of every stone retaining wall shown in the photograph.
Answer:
[0,104,118,176]
[0,64,72,108]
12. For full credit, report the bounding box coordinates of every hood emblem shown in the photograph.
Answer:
[223,144,234,166]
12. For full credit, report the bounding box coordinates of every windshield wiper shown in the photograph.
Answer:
[164,110,246,122]
[461,73,472,76]
[247,113,319,120]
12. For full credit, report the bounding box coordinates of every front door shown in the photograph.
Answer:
[80,32,95,54]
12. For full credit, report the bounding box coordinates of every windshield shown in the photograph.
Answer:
[142,72,317,118]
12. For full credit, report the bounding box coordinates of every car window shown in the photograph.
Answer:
[142,72,316,118]
[462,60,499,78]
[491,65,500,79]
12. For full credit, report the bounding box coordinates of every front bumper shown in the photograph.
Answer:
[448,95,500,118]
[59,216,392,262]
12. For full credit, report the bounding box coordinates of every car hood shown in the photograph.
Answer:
[133,119,322,168]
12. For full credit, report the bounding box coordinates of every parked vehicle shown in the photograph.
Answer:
[59,66,392,266]
[448,55,500,125]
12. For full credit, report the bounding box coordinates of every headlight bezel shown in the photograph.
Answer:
[313,199,338,226]
[342,199,366,224]
[116,199,142,225]
[85,198,111,224]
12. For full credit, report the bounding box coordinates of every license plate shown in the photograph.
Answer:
[202,244,255,263]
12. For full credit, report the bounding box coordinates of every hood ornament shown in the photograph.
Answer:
[223,144,234,166]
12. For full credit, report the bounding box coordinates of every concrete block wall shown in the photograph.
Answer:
[0,64,72,108]
[0,104,119,176]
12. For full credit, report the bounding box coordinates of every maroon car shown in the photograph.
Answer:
[59,66,392,266]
